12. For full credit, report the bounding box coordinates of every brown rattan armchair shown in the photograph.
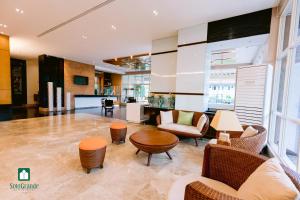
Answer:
[230,125,267,154]
[211,125,267,154]
[184,144,300,200]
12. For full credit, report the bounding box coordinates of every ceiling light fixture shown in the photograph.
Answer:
[1,24,7,28]
[114,58,118,61]
[130,55,133,59]
[153,10,159,16]
[111,25,117,30]
[16,8,24,14]
[81,35,87,39]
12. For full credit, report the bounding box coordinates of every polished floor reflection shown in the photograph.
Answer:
[0,113,205,200]
[8,106,126,121]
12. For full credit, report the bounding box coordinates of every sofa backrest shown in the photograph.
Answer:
[171,110,204,127]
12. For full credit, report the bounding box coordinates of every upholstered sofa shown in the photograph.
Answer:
[156,110,209,146]
[168,144,300,200]
[210,125,267,154]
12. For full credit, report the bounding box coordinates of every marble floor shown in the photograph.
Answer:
[0,113,207,200]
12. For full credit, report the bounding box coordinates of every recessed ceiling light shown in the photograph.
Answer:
[16,8,24,14]
[111,25,117,30]
[153,10,159,16]
[81,35,87,39]
[1,24,7,28]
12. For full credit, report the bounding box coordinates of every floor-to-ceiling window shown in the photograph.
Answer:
[269,0,300,172]
[208,68,236,110]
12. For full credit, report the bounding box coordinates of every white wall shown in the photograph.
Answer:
[151,36,177,92]
[175,23,209,112]
[26,59,39,105]
[176,44,207,93]
[150,24,210,112]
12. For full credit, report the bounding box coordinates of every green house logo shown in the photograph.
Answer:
[18,168,30,181]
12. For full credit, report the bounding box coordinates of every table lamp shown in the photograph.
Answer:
[210,110,243,141]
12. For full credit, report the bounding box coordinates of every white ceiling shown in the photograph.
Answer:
[0,0,278,66]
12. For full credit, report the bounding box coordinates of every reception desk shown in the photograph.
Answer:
[126,102,149,123]
[74,95,117,109]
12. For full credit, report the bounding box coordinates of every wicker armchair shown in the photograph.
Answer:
[184,144,300,200]
[230,125,267,154]
[211,125,267,154]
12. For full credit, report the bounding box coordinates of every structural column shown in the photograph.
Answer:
[175,23,209,112]
[0,34,12,121]
[0,34,11,104]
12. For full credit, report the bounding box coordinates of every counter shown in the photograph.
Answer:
[126,102,149,123]
[74,95,117,109]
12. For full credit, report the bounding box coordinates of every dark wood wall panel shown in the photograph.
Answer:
[38,55,64,108]
[207,9,272,43]
[11,58,27,106]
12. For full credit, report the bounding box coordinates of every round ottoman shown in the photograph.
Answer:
[110,122,127,144]
[79,137,107,174]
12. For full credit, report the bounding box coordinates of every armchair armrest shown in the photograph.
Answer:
[202,144,268,190]
[184,181,242,200]
[156,115,161,125]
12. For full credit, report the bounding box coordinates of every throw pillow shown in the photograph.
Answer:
[160,111,173,125]
[241,126,258,138]
[177,111,194,126]
[237,158,299,200]
[197,114,207,132]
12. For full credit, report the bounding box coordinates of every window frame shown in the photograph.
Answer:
[269,0,300,172]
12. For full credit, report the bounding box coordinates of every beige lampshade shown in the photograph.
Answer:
[210,110,243,132]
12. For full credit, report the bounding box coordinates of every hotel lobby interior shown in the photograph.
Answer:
[1,0,300,199]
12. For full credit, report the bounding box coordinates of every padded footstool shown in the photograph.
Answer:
[110,122,127,144]
[79,137,107,174]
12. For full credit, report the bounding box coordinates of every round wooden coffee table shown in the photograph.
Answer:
[129,130,179,166]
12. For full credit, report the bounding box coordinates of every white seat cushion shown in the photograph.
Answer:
[237,158,299,200]
[158,123,201,135]
[168,174,238,200]
[208,139,217,144]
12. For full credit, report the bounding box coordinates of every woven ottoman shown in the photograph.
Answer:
[79,137,107,174]
[110,122,127,144]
